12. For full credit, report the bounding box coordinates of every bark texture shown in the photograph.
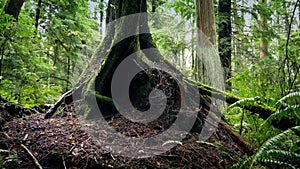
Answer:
[218,0,232,88]
[4,0,25,20]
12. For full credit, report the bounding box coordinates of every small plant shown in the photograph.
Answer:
[236,126,300,168]
[232,92,300,168]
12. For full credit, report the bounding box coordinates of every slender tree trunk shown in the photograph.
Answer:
[35,0,42,29]
[218,0,232,89]
[66,54,71,92]
[0,41,6,82]
[259,0,269,59]
[152,0,156,13]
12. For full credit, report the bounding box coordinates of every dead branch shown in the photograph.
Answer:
[21,144,43,169]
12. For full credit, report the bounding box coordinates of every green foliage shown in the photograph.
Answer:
[164,0,195,21]
[149,1,196,78]
[236,126,300,169]
[230,0,299,100]
[231,92,300,168]
[0,149,20,169]
[0,0,99,106]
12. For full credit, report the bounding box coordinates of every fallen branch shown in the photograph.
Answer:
[44,90,73,119]
[21,144,43,169]
[195,81,298,130]
[44,84,84,119]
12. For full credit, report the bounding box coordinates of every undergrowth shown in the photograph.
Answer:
[228,92,300,168]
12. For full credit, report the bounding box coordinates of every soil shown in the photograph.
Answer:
[0,101,251,169]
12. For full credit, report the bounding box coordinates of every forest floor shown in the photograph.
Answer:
[0,102,251,169]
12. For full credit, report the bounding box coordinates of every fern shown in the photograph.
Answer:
[279,92,300,103]
[259,159,297,169]
[229,97,260,109]
[229,96,276,112]
[261,105,300,127]
[263,150,300,159]
[237,126,300,168]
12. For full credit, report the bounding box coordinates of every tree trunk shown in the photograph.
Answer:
[196,0,217,45]
[195,0,217,85]
[259,0,269,59]
[83,0,143,119]
[35,0,42,29]
[79,0,199,132]
[218,0,232,89]
[4,0,25,21]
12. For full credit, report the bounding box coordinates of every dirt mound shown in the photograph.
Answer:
[0,103,250,169]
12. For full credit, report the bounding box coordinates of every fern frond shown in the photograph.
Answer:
[238,127,300,168]
[290,140,300,152]
[235,156,254,169]
[274,99,290,109]
[279,92,300,103]
[255,126,300,158]
[261,105,300,127]
[264,149,300,159]
[229,97,260,108]
[259,159,297,169]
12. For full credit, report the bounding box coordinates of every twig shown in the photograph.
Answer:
[21,144,43,169]
[62,156,67,169]
[23,133,29,142]
[3,132,12,140]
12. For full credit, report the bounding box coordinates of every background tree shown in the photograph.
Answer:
[4,0,25,20]
[195,0,217,84]
[259,0,269,58]
[218,0,232,89]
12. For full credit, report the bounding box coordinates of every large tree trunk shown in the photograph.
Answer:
[196,0,217,45]
[82,0,190,119]
[44,0,295,132]
[195,0,217,85]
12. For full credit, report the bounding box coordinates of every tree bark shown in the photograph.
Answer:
[195,0,217,85]
[196,0,217,45]
[4,0,25,21]
[259,0,269,58]
[35,0,42,29]
[218,0,232,89]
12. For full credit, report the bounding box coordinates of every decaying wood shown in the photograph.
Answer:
[44,84,83,119]
[195,81,297,130]
[44,90,73,119]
